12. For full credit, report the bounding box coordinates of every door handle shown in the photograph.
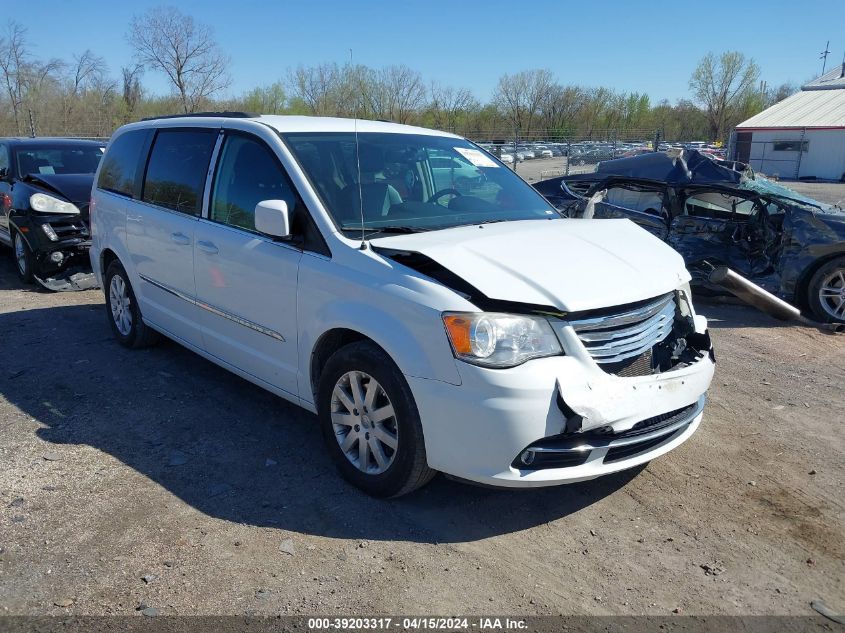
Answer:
[196,240,218,254]
[170,232,191,245]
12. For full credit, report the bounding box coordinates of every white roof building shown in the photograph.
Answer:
[733,65,845,180]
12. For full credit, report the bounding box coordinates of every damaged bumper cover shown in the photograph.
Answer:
[408,312,715,488]
[35,267,99,292]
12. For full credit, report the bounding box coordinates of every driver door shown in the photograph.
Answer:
[670,188,766,280]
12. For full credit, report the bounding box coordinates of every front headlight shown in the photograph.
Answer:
[30,193,80,215]
[442,312,562,368]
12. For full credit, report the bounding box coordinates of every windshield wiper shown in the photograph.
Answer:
[340,225,423,235]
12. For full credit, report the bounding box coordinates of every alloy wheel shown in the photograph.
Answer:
[109,274,133,336]
[818,268,845,321]
[14,234,27,275]
[330,370,399,474]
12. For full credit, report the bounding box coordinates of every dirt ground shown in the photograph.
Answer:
[0,240,843,618]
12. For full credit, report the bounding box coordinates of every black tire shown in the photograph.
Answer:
[104,260,160,348]
[317,340,435,497]
[806,256,845,323]
[12,230,34,284]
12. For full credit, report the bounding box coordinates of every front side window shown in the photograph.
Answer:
[98,130,148,197]
[17,144,104,178]
[142,129,216,214]
[604,186,665,216]
[283,132,556,234]
[210,134,296,232]
[685,191,756,220]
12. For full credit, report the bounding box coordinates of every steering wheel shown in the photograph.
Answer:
[430,188,463,205]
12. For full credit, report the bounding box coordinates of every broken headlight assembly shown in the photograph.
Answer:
[30,193,80,215]
[442,312,562,368]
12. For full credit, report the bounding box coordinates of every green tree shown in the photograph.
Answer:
[689,51,760,142]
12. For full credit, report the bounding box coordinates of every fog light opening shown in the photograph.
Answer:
[42,223,58,241]
[520,450,535,466]
[50,251,64,263]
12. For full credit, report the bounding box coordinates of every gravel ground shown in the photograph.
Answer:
[0,248,843,617]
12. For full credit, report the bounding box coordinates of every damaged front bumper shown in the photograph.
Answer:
[409,310,715,488]
[28,223,99,291]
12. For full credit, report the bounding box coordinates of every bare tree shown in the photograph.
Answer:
[538,84,586,133]
[689,51,760,141]
[0,21,29,133]
[127,6,229,113]
[493,69,553,135]
[381,65,426,124]
[61,50,108,128]
[580,87,612,138]
[291,63,342,115]
[121,64,144,119]
[429,83,476,131]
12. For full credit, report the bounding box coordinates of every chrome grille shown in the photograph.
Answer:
[570,293,676,364]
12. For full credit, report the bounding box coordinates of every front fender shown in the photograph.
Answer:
[297,254,463,406]
[778,209,845,300]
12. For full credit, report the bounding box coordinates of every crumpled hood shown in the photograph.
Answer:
[24,173,94,206]
[370,219,690,312]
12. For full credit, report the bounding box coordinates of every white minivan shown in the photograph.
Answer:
[90,114,715,497]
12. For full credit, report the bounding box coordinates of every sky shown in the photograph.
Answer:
[7,0,844,104]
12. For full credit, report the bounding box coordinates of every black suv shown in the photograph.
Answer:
[0,138,104,289]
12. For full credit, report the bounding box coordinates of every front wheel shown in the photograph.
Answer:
[13,231,34,284]
[807,257,845,323]
[317,341,435,497]
[104,260,160,348]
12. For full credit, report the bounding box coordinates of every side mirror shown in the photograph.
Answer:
[254,199,291,238]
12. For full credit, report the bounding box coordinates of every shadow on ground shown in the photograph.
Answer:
[0,290,645,544]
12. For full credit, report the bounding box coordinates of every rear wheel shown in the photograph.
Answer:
[317,341,435,497]
[13,231,34,284]
[807,256,845,323]
[104,260,160,348]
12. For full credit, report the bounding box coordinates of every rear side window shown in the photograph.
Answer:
[142,129,216,214]
[97,130,149,197]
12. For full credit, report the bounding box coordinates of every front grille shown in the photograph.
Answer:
[512,400,702,471]
[604,349,654,377]
[615,403,698,438]
[570,293,676,366]
[47,219,89,240]
[604,435,669,463]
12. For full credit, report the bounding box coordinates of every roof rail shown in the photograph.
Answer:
[141,111,259,122]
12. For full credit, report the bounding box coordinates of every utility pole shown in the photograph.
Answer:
[820,40,831,76]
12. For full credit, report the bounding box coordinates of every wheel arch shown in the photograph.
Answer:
[100,247,120,277]
[9,222,34,251]
[309,328,386,403]
[794,249,845,308]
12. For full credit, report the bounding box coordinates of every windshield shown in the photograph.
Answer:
[742,175,837,211]
[15,144,105,178]
[282,132,557,233]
